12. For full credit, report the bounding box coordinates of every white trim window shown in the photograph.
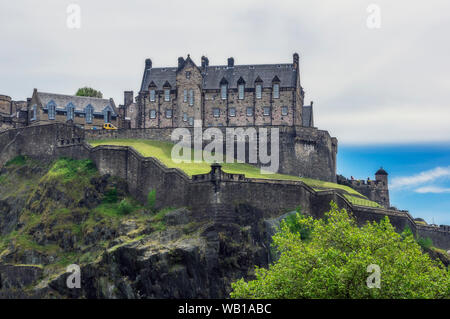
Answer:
[150,109,157,119]
[229,107,236,117]
[188,117,194,126]
[31,105,37,121]
[263,107,270,116]
[246,107,253,116]
[238,84,245,100]
[273,83,280,99]
[281,106,288,116]
[85,105,93,123]
[150,89,156,102]
[256,84,262,99]
[221,84,227,100]
[164,89,170,102]
[183,89,188,103]
[66,104,75,121]
[183,113,188,122]
[165,109,172,118]
[48,102,56,120]
[213,108,220,118]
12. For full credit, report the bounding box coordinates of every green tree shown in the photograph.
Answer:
[231,202,450,299]
[75,87,103,98]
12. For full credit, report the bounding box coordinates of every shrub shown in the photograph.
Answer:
[103,188,118,203]
[418,237,433,249]
[118,199,133,215]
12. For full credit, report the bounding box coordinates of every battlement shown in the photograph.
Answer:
[0,123,448,250]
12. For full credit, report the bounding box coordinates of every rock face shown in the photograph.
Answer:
[0,157,270,298]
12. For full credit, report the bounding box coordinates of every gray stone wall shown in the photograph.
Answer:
[1,123,448,250]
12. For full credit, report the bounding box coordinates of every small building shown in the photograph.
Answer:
[29,89,119,130]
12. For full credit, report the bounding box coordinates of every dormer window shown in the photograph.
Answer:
[221,84,227,100]
[85,105,93,123]
[66,103,75,121]
[164,89,170,102]
[256,84,262,99]
[149,89,156,102]
[47,101,56,120]
[238,84,245,100]
[273,83,280,99]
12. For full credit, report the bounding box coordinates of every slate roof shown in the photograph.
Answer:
[140,63,297,91]
[36,92,117,115]
[302,104,314,127]
[375,167,388,176]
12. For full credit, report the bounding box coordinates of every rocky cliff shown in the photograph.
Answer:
[0,156,270,298]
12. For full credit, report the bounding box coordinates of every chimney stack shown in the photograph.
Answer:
[227,57,234,68]
[145,58,152,69]
[124,91,133,106]
[178,57,185,69]
[201,56,209,68]
[293,53,299,69]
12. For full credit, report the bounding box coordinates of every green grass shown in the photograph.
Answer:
[5,155,28,166]
[46,158,97,182]
[88,139,381,208]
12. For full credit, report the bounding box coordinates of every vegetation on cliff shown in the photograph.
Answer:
[231,202,450,299]
[89,139,380,208]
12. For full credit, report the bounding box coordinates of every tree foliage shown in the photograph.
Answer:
[75,87,103,98]
[231,202,450,299]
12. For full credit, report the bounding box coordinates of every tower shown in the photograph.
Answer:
[375,167,390,208]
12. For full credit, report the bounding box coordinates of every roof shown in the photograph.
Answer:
[36,92,117,115]
[140,63,297,91]
[302,104,314,127]
[375,167,388,175]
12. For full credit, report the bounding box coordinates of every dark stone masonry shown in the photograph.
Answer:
[0,123,449,250]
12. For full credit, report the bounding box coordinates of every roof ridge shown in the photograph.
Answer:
[38,92,110,101]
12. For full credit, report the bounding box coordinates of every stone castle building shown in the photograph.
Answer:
[123,53,313,129]
[28,89,119,130]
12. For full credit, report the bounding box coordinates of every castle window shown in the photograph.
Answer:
[281,106,288,116]
[183,90,187,103]
[150,109,156,119]
[165,109,172,118]
[238,84,245,100]
[188,117,194,126]
[186,71,191,79]
[273,83,280,99]
[229,107,236,117]
[183,113,188,122]
[47,102,56,120]
[213,108,220,118]
[263,107,271,116]
[85,105,93,123]
[150,90,156,102]
[221,85,227,100]
[246,107,253,117]
[164,89,170,102]
[66,103,75,121]
[31,104,37,121]
[189,89,194,106]
[256,84,262,99]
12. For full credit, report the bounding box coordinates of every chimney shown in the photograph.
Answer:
[124,91,133,106]
[145,58,152,69]
[201,56,209,68]
[293,53,299,69]
[227,57,234,68]
[178,57,185,69]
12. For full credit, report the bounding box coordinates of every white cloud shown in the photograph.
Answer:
[415,186,450,194]
[1,0,450,143]
[390,166,450,189]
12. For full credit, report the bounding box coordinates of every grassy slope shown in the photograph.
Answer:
[89,139,381,208]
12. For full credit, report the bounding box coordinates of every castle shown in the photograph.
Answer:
[124,54,310,129]
[0,53,392,207]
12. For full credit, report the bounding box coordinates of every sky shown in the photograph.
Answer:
[1,0,449,223]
